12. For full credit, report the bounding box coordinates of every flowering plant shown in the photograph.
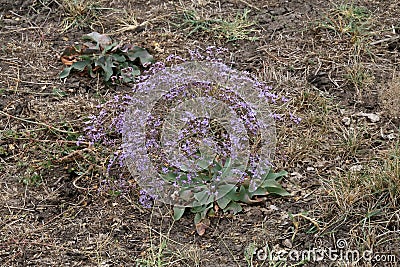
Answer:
[79,47,299,234]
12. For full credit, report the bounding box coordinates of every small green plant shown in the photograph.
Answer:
[176,9,259,42]
[22,171,42,186]
[60,32,154,83]
[244,242,257,267]
[317,4,371,42]
[135,239,169,267]
[60,0,102,32]
[171,158,290,235]
[80,48,298,235]
[344,63,374,96]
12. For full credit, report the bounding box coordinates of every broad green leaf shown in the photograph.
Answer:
[261,179,282,188]
[111,54,126,63]
[266,186,291,196]
[216,195,231,209]
[59,67,72,78]
[265,170,288,181]
[173,206,185,221]
[194,212,202,224]
[223,201,242,214]
[196,159,211,169]
[191,204,208,214]
[161,172,177,182]
[128,65,141,76]
[223,157,232,168]
[71,60,91,71]
[104,42,118,53]
[194,191,209,204]
[248,187,268,198]
[96,56,115,81]
[235,185,256,203]
[127,46,154,64]
[216,184,235,198]
[227,185,243,202]
[80,55,92,61]
[212,160,223,172]
[193,204,212,224]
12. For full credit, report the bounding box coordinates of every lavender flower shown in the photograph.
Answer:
[79,47,298,207]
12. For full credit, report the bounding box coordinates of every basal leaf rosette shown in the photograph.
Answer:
[122,61,276,207]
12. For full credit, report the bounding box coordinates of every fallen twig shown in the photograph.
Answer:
[370,36,400,46]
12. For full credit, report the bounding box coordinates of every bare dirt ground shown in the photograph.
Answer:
[0,0,399,266]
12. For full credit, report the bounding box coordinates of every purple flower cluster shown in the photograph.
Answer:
[78,47,301,207]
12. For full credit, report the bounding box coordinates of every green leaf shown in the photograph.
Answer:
[235,185,254,203]
[173,206,186,221]
[248,187,268,197]
[193,204,212,224]
[59,67,72,79]
[191,204,208,214]
[161,172,177,182]
[88,67,96,78]
[111,54,126,63]
[261,179,281,189]
[223,157,232,168]
[266,186,291,196]
[127,46,154,64]
[194,212,203,224]
[71,60,91,71]
[227,185,243,202]
[196,158,211,169]
[212,160,223,172]
[52,88,67,97]
[223,201,242,214]
[104,42,118,53]
[96,56,114,81]
[194,190,209,204]
[216,195,231,209]
[128,65,141,76]
[265,170,288,181]
[216,184,235,198]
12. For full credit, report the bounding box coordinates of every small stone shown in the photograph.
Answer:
[387,133,396,140]
[268,204,279,211]
[342,117,351,126]
[357,112,380,123]
[349,165,363,172]
[282,239,293,248]
[306,167,315,172]
[291,172,303,179]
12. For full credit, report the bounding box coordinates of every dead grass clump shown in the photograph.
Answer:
[323,140,400,210]
[60,0,102,32]
[379,73,400,118]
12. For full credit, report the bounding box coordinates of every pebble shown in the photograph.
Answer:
[282,238,293,248]
[349,165,363,172]
[356,112,380,123]
[342,117,351,126]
